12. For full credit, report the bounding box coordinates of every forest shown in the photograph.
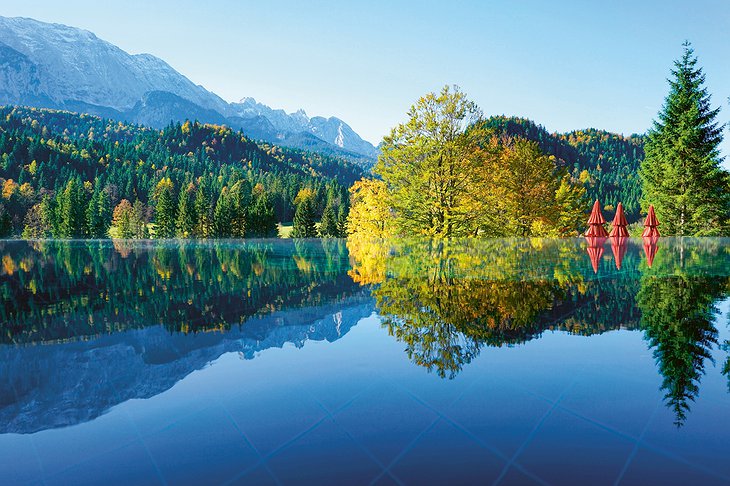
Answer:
[482,116,645,221]
[0,106,357,238]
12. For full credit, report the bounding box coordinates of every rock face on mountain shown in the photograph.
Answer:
[0,16,377,162]
[0,294,375,434]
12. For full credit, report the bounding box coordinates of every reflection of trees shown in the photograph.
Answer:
[0,239,356,344]
[348,238,643,378]
[636,242,729,427]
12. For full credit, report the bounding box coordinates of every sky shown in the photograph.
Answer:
[2,0,730,156]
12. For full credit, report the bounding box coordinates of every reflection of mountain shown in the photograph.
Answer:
[0,295,374,434]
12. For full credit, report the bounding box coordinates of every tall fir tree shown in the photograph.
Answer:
[247,193,278,238]
[194,180,213,238]
[176,185,196,238]
[640,42,730,236]
[318,200,340,237]
[86,179,111,238]
[291,195,317,238]
[59,177,88,238]
[154,178,177,238]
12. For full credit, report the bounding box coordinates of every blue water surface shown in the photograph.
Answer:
[1,238,729,485]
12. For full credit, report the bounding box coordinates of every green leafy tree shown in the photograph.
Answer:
[375,85,496,237]
[640,42,730,236]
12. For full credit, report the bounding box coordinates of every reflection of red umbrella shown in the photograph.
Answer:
[585,200,609,237]
[643,236,659,267]
[609,202,630,237]
[610,237,628,270]
[641,205,660,238]
[585,236,606,273]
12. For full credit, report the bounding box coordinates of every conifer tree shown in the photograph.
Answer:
[194,181,213,238]
[247,193,278,238]
[213,188,233,237]
[59,177,88,238]
[640,42,730,236]
[176,185,196,238]
[86,179,111,238]
[292,194,317,238]
[154,178,177,238]
[318,200,340,237]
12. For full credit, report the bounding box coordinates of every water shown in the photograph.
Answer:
[1,238,729,485]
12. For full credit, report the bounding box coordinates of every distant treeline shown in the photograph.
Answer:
[483,116,645,221]
[0,106,360,237]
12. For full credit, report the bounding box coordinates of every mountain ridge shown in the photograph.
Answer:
[0,16,378,164]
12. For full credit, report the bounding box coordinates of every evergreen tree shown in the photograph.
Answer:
[59,177,88,238]
[154,178,177,238]
[86,179,111,238]
[194,181,213,238]
[291,195,317,238]
[0,203,12,237]
[336,198,349,237]
[319,200,340,237]
[176,185,196,238]
[213,188,233,237]
[640,42,730,236]
[228,180,251,238]
[247,193,278,238]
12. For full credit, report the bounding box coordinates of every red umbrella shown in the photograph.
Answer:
[641,205,660,238]
[585,236,606,273]
[609,202,630,238]
[643,236,659,267]
[585,200,609,237]
[610,237,628,270]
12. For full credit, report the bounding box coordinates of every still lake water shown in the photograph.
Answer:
[1,237,730,485]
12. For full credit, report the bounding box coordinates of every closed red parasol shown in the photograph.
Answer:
[643,236,659,267]
[641,205,660,238]
[609,202,630,238]
[585,200,609,237]
[610,237,628,270]
[585,235,606,273]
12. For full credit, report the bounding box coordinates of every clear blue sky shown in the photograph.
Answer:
[4,0,730,157]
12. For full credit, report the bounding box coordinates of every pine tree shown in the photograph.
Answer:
[86,179,111,238]
[213,188,233,237]
[228,180,251,238]
[194,181,213,238]
[640,42,730,236]
[154,178,177,238]
[60,177,88,238]
[247,193,278,238]
[291,195,317,238]
[318,200,339,237]
[176,185,196,238]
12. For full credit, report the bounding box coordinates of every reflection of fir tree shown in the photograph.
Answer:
[0,240,357,344]
[637,274,725,426]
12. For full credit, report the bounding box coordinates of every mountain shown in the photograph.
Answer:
[0,16,377,164]
[231,97,379,159]
[0,296,374,434]
[483,116,645,221]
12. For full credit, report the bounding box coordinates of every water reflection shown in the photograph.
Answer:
[1,238,730,432]
[348,237,730,425]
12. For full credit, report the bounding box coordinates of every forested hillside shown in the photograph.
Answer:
[0,106,360,237]
[483,116,644,220]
